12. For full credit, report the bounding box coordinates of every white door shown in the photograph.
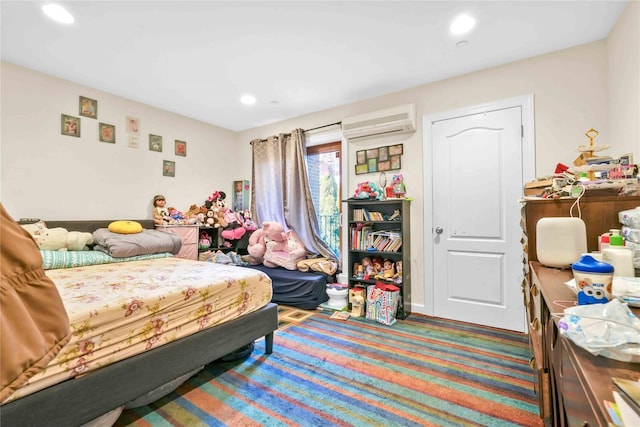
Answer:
[430,106,526,332]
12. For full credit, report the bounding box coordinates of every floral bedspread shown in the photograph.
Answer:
[6,257,272,402]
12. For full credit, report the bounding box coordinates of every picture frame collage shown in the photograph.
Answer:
[355,144,403,175]
[61,95,188,178]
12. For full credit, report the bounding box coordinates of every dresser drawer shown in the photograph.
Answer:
[155,225,198,260]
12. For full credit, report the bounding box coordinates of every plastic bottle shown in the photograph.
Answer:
[602,234,635,277]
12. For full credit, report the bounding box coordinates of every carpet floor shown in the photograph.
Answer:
[115,309,542,427]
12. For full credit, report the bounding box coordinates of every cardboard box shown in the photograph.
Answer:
[524,179,553,196]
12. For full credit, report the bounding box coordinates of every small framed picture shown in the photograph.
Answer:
[390,155,401,170]
[355,164,368,175]
[356,150,366,165]
[378,160,391,171]
[149,134,162,152]
[61,114,81,137]
[79,96,97,119]
[126,116,140,135]
[128,135,139,148]
[366,148,379,160]
[175,140,187,156]
[389,144,403,156]
[378,146,389,162]
[99,123,116,143]
[163,160,175,177]
[367,158,378,173]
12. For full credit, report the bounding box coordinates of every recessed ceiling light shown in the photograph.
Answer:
[42,4,75,24]
[450,14,475,35]
[240,94,256,105]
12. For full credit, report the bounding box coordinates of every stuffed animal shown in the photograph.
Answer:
[241,210,257,232]
[168,208,185,224]
[220,209,246,243]
[35,227,94,251]
[353,181,383,200]
[349,287,366,317]
[262,221,307,270]
[195,212,207,226]
[184,204,201,224]
[247,228,266,264]
[205,190,226,210]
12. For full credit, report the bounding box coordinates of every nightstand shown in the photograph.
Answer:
[155,224,198,260]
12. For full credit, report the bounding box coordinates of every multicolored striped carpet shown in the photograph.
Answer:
[115,310,542,426]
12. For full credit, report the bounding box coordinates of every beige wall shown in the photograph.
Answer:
[608,0,640,152]
[0,62,238,220]
[237,5,639,313]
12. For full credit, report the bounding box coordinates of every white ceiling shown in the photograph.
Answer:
[1,1,628,131]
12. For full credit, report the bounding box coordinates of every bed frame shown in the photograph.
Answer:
[1,220,279,427]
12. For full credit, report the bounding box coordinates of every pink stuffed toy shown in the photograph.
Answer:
[262,222,307,270]
[247,228,266,264]
[220,209,246,242]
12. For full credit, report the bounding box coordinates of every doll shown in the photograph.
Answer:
[353,263,364,279]
[153,195,170,225]
[394,260,403,284]
[375,258,395,281]
[372,257,383,275]
[361,256,374,277]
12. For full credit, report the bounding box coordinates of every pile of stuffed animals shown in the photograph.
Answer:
[151,191,308,267]
[153,191,257,247]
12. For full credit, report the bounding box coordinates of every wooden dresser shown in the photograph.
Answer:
[527,262,639,426]
[521,196,640,425]
[522,196,640,263]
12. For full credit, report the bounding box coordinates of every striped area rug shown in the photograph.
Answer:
[116,311,542,427]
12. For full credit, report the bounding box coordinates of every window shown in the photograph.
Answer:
[306,141,341,258]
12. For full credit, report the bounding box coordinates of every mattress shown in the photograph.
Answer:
[5,257,272,403]
[244,264,328,309]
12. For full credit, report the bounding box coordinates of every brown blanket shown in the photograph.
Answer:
[0,204,71,402]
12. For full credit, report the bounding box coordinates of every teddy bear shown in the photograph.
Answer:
[247,228,266,264]
[35,227,94,251]
[184,204,201,224]
[262,221,307,270]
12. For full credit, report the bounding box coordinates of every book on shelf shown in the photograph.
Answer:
[352,208,384,222]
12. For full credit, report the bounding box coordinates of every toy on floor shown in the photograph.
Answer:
[349,287,366,317]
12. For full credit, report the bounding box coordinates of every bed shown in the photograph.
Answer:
[1,219,278,427]
[244,263,329,309]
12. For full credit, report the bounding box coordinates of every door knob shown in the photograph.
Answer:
[435,227,443,234]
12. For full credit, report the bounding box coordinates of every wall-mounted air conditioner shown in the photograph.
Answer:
[342,103,416,141]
